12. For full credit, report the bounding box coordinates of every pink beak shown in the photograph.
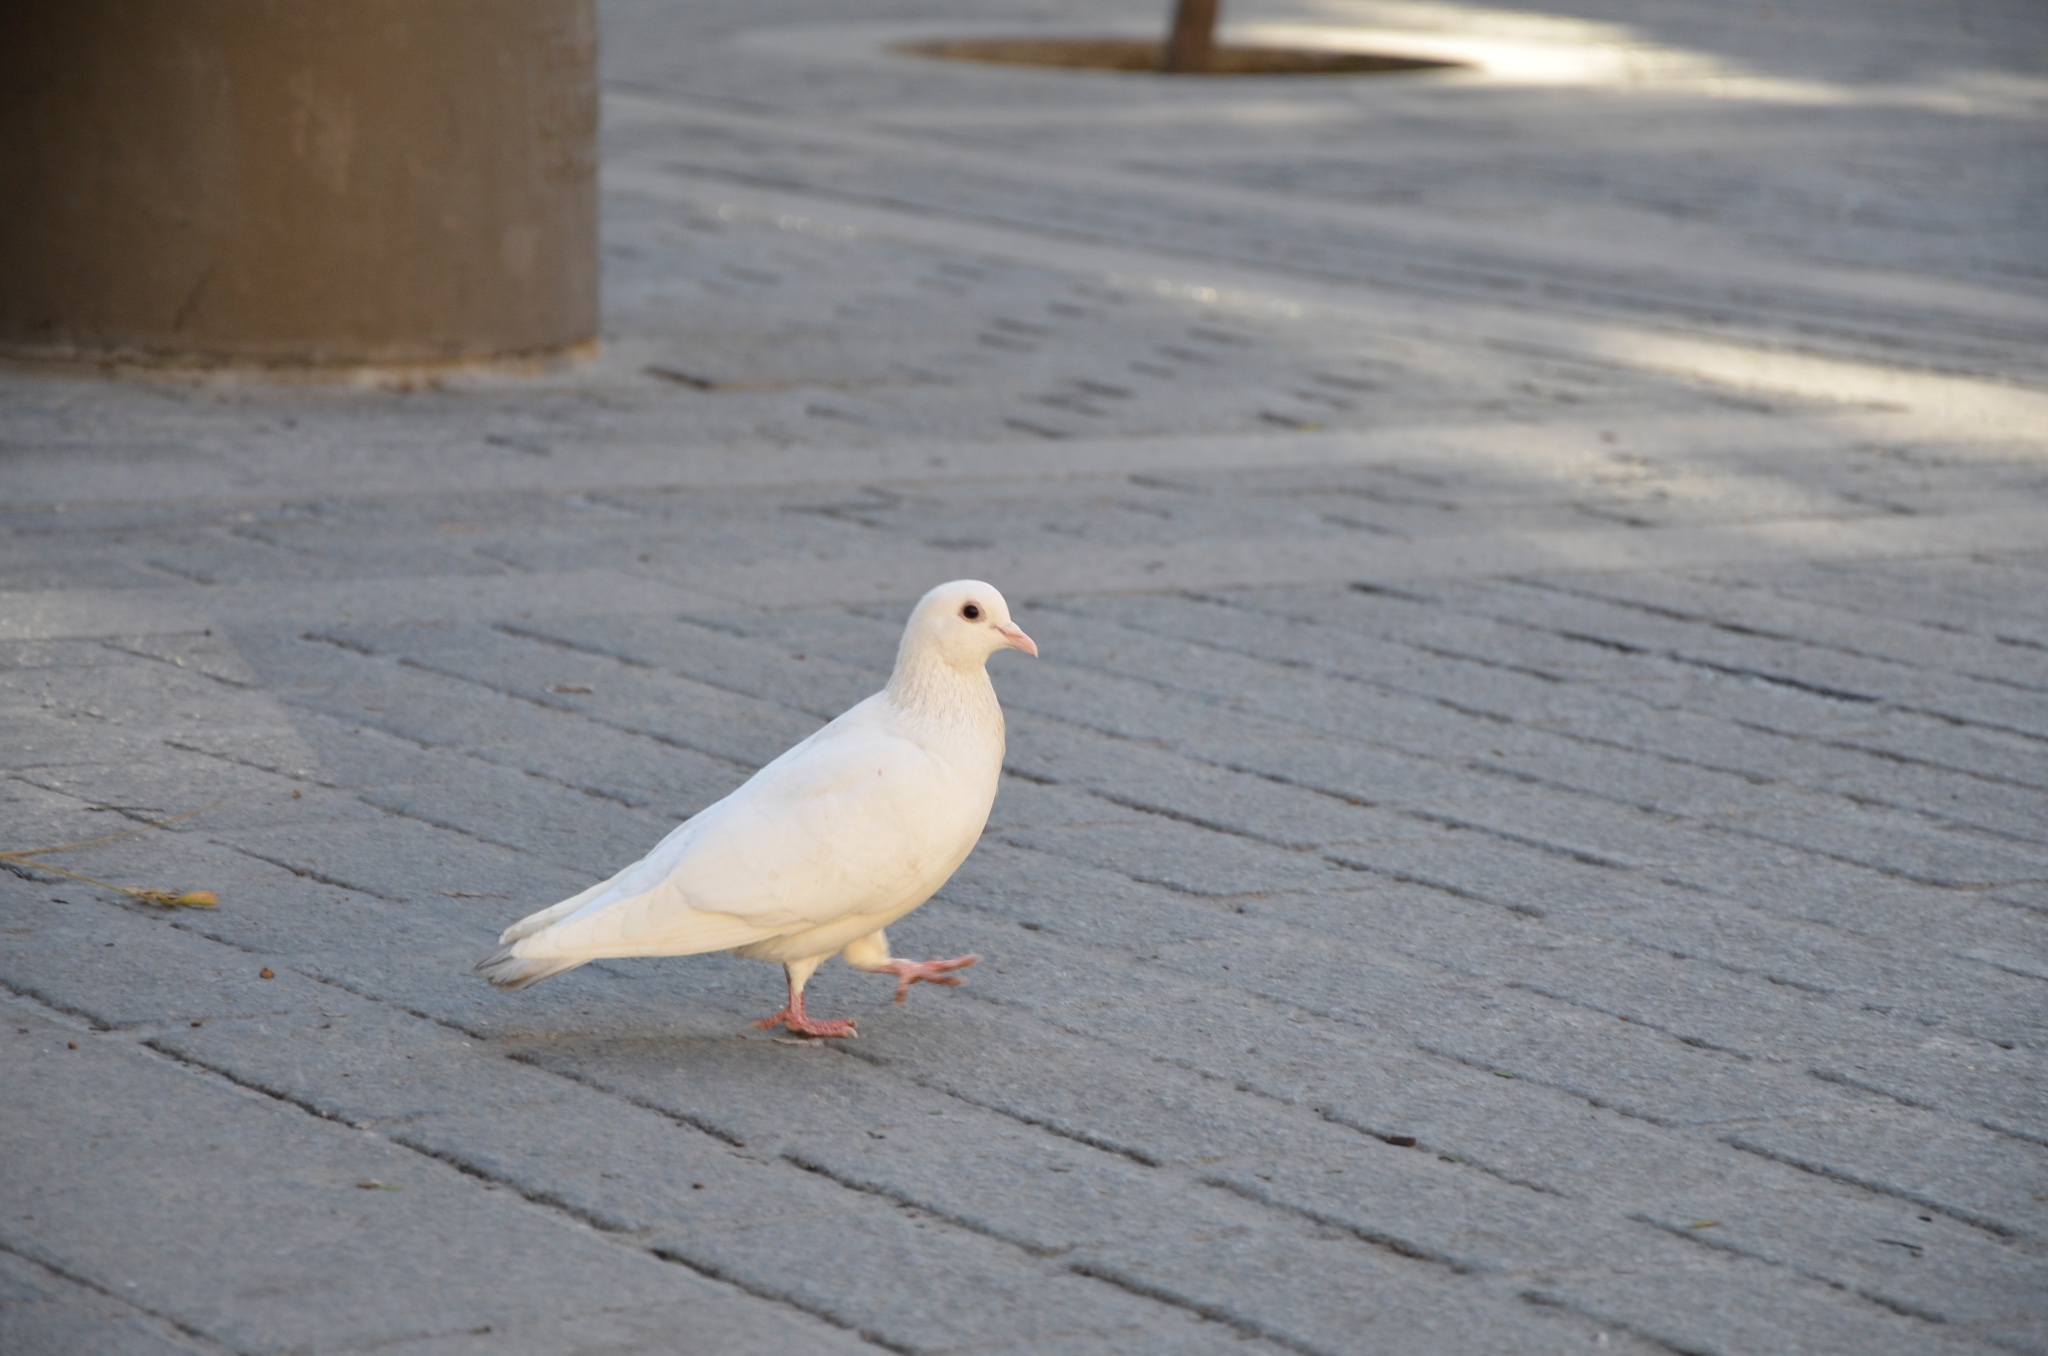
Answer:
[995,622,1039,657]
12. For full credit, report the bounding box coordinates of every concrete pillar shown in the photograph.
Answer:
[0,0,598,373]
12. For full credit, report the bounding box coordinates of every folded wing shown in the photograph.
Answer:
[500,698,968,965]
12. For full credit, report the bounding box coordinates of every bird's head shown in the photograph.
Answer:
[897,579,1038,675]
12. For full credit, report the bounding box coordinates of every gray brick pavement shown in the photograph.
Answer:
[4,0,2045,1350]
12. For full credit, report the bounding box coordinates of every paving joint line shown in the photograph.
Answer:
[8,973,1008,1353]
[1516,1289,1706,1356]
[501,1050,750,1148]
[1808,1067,2048,1150]
[639,1247,912,1355]
[318,635,763,773]
[613,91,2048,367]
[491,618,841,723]
[994,830,2045,1119]
[1084,608,2048,870]
[1060,1256,1331,1356]
[0,1238,239,1356]
[1720,1136,2027,1243]
[489,1045,1333,1352]
[1449,609,2048,746]
[93,639,260,690]
[28,699,2048,1112]
[1202,585,2048,798]
[771,1139,1407,1351]
[936,903,1956,1240]
[638,155,2044,392]
[221,843,404,903]
[970,881,2045,1179]
[828,1039,1168,1169]
[1631,1214,1959,1330]
[128,1030,903,1352]
[1512,576,2048,699]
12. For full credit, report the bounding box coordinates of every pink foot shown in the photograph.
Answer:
[753,991,857,1038]
[876,954,980,1004]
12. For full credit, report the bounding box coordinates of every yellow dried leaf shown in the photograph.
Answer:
[130,888,219,908]
[0,805,220,909]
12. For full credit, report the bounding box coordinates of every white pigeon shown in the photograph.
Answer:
[475,579,1037,1037]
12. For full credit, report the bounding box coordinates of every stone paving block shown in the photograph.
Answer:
[549,1053,1647,1353]
[1357,887,2048,1142]
[1728,1103,2048,1242]
[1543,1263,2000,1356]
[0,1008,874,1356]
[994,671,2048,1056]
[96,629,267,689]
[0,771,384,910]
[505,611,890,721]
[1606,897,2047,1051]
[282,717,679,880]
[937,865,2048,1335]
[1200,581,1994,763]
[756,989,1984,1352]
[528,1007,1843,1354]
[0,894,333,1029]
[368,1300,880,1356]
[1064,909,2033,1239]
[1197,583,2048,794]
[1173,886,2046,1216]
[980,770,1128,837]
[137,998,1290,1354]
[1785,558,2048,649]
[0,539,177,592]
[1463,576,2048,741]
[309,621,824,774]
[2,772,153,855]
[1056,589,2048,899]
[12,739,355,842]
[1561,569,2048,694]
[221,634,753,816]
[0,1248,223,1356]
[1,655,264,742]
[0,637,134,674]
[999,814,1351,900]
[1005,712,1412,852]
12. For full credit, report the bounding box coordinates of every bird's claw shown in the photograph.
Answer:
[753,1007,858,1039]
[884,954,981,1004]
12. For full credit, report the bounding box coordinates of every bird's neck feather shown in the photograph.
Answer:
[887,652,1002,731]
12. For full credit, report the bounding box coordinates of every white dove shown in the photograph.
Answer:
[475,580,1037,1037]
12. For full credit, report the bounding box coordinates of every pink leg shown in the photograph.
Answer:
[874,954,980,1004]
[753,974,858,1038]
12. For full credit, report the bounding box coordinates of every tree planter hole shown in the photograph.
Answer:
[893,37,1461,77]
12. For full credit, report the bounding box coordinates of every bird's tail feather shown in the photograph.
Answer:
[499,877,613,944]
[475,946,587,990]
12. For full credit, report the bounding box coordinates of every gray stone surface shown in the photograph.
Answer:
[3,0,2045,1351]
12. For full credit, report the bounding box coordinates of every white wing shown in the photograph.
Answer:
[504,695,982,962]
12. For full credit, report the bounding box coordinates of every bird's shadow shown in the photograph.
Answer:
[483,951,930,1064]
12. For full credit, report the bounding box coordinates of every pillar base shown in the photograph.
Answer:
[0,0,598,372]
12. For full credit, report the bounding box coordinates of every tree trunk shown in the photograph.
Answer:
[1162,0,1219,74]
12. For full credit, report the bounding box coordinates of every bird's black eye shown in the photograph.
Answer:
[961,603,982,621]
